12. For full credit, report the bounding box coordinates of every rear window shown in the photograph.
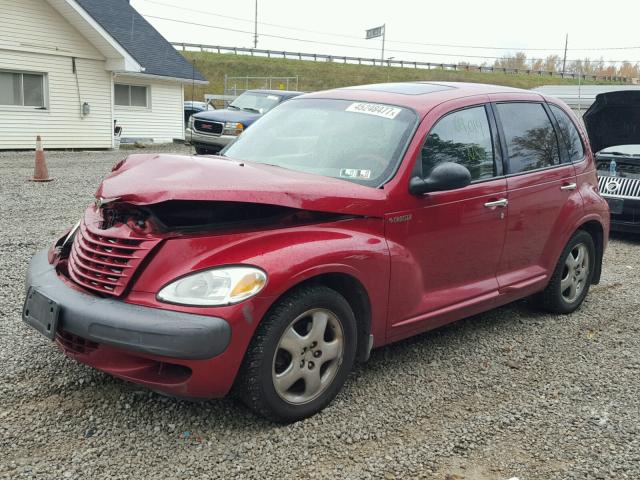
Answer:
[549,104,585,162]
[496,103,561,174]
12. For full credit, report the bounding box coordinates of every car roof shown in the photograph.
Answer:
[299,82,540,115]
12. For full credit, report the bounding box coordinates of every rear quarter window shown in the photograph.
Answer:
[496,103,561,174]
[549,104,585,162]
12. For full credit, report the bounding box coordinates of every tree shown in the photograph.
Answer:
[494,52,528,70]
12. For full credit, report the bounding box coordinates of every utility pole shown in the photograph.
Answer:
[253,0,258,49]
[562,33,568,76]
[381,24,386,64]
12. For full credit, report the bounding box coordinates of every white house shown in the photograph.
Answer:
[0,0,207,149]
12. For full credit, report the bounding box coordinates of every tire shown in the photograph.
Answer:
[194,145,208,155]
[236,285,357,422]
[535,230,596,314]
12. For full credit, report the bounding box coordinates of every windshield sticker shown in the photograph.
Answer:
[267,95,280,100]
[339,168,371,179]
[346,102,401,120]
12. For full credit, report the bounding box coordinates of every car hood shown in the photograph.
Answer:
[583,90,640,153]
[96,154,387,217]
[193,108,260,125]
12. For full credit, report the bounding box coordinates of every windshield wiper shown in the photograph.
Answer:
[242,107,261,114]
[227,105,240,110]
[601,151,627,156]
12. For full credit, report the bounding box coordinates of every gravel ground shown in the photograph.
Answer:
[1,146,639,480]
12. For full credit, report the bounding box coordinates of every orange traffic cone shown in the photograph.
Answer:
[30,135,53,182]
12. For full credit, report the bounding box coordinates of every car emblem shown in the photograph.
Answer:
[201,123,212,130]
[605,180,621,193]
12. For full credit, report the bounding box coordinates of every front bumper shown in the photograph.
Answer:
[185,128,236,149]
[23,249,231,360]
[604,196,640,233]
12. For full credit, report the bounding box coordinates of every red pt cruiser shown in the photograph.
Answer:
[24,82,609,422]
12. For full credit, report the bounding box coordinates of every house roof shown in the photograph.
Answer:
[74,0,206,82]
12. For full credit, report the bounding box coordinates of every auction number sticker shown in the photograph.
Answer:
[345,102,402,119]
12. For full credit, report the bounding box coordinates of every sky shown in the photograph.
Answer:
[131,0,640,67]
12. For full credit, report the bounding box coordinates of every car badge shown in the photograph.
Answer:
[605,180,621,193]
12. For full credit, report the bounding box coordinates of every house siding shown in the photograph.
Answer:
[113,75,184,143]
[0,0,112,149]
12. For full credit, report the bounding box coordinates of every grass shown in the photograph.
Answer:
[182,51,622,100]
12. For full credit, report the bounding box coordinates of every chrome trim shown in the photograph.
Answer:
[598,175,640,199]
[484,198,508,208]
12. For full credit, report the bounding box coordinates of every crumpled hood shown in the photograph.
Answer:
[96,154,387,217]
[583,90,640,153]
[192,108,260,126]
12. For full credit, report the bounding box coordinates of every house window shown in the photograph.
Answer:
[0,71,46,108]
[115,84,149,107]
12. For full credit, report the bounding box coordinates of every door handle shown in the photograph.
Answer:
[560,182,577,191]
[484,198,508,208]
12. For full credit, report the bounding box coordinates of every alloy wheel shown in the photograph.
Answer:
[272,308,344,405]
[560,242,590,303]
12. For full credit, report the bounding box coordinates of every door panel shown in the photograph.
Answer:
[386,179,508,338]
[492,100,580,293]
[385,101,508,339]
[497,164,578,291]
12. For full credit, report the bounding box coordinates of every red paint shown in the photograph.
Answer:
[48,84,609,398]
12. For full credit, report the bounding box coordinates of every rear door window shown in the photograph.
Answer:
[421,105,496,181]
[496,103,561,174]
[549,104,585,162]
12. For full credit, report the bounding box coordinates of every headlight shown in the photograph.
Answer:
[223,122,244,136]
[157,266,267,306]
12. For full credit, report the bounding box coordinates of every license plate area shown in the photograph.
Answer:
[606,197,624,215]
[23,288,60,340]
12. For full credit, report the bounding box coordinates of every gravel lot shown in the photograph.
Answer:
[1,145,639,480]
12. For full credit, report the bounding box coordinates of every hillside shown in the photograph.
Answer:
[181,51,621,100]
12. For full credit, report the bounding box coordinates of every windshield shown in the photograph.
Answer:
[229,92,282,114]
[222,98,417,187]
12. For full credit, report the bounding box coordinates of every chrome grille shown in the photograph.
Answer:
[194,119,224,135]
[68,215,159,296]
[598,175,640,199]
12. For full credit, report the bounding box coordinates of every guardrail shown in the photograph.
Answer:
[171,42,631,83]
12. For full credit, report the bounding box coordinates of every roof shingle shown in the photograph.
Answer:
[75,0,206,82]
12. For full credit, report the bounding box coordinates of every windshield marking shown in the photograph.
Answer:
[345,102,402,120]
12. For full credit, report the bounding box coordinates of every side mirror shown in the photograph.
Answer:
[409,162,472,195]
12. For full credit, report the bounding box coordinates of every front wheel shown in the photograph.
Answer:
[236,285,357,422]
[535,230,595,314]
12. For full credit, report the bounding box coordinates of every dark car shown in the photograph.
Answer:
[187,89,302,154]
[584,90,640,233]
[24,82,608,422]
[184,101,209,127]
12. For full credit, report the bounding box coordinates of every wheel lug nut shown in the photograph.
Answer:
[313,351,322,358]
[300,360,305,368]
[308,361,315,369]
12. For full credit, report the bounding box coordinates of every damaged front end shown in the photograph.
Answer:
[52,199,358,298]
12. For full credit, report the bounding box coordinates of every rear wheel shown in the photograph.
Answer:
[236,285,357,422]
[535,230,595,314]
